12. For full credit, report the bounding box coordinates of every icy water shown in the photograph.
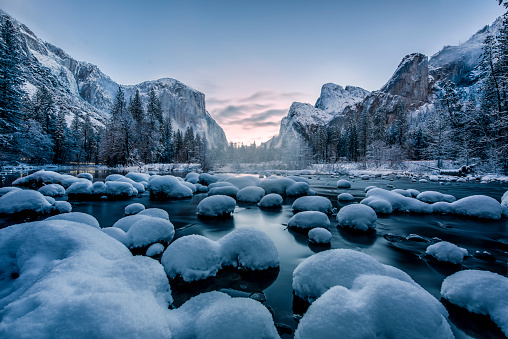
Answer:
[1,170,508,338]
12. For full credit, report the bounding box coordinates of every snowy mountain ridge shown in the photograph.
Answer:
[1,9,227,148]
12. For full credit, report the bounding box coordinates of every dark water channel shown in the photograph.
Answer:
[1,169,507,338]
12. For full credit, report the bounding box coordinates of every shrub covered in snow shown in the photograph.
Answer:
[337,204,377,231]
[38,184,65,197]
[292,196,333,214]
[208,186,240,197]
[149,175,193,199]
[337,193,354,201]
[0,189,53,215]
[426,241,468,264]
[308,228,332,244]
[417,191,456,203]
[197,195,236,217]
[258,193,283,208]
[441,270,508,336]
[125,203,145,215]
[288,211,330,229]
[336,179,351,188]
[236,186,265,203]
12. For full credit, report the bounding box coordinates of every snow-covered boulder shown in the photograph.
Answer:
[0,219,174,338]
[105,181,137,197]
[258,193,283,208]
[146,243,165,257]
[184,172,200,184]
[337,204,377,231]
[0,189,52,215]
[12,170,64,187]
[336,179,351,188]
[407,188,420,197]
[286,182,310,196]
[417,191,456,203]
[502,190,508,208]
[361,188,432,214]
[181,181,197,194]
[105,174,124,182]
[92,181,106,194]
[295,275,453,339]
[441,270,508,336]
[288,176,309,184]
[208,181,235,189]
[76,172,93,181]
[52,201,72,214]
[208,186,240,197]
[426,241,468,264]
[197,195,236,217]
[127,217,175,249]
[292,196,333,214]
[114,177,145,193]
[236,186,265,203]
[46,212,100,229]
[148,176,193,199]
[199,173,219,185]
[195,183,208,193]
[308,228,332,244]
[126,172,150,183]
[138,208,169,220]
[224,175,261,189]
[433,195,508,219]
[391,189,412,197]
[102,226,129,246]
[337,193,354,202]
[66,180,93,196]
[288,211,330,229]
[38,184,65,197]
[125,203,145,216]
[0,186,21,197]
[259,177,296,195]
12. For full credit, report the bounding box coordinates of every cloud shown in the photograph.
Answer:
[225,109,287,125]
[213,103,270,123]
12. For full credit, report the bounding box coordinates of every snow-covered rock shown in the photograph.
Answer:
[315,83,370,115]
[197,195,236,217]
[337,179,351,188]
[236,186,265,203]
[76,172,93,181]
[66,180,93,196]
[0,186,21,196]
[426,241,468,264]
[441,270,508,336]
[259,177,296,195]
[199,173,219,185]
[12,170,64,187]
[417,191,456,203]
[146,243,165,257]
[224,176,261,190]
[337,193,354,201]
[52,201,72,214]
[286,182,310,196]
[337,204,377,231]
[0,189,52,215]
[181,181,197,194]
[207,186,240,197]
[127,217,175,249]
[292,196,333,214]
[138,208,169,220]
[114,176,145,193]
[184,172,200,184]
[149,175,193,199]
[125,172,150,183]
[433,195,508,219]
[258,193,283,208]
[38,184,65,197]
[391,189,412,197]
[208,181,235,189]
[46,212,100,229]
[288,211,330,229]
[105,181,137,197]
[125,203,145,216]
[361,188,432,214]
[308,228,332,244]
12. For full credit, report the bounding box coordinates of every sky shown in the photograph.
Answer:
[0,0,505,144]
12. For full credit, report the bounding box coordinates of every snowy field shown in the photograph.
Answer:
[0,168,508,338]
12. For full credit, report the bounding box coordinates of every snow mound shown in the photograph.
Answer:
[125,203,145,215]
[66,180,93,195]
[195,183,208,193]
[207,186,239,197]
[105,181,138,197]
[292,196,333,214]
[208,181,235,189]
[338,193,354,201]
[76,172,93,181]
[337,204,377,231]
[0,186,21,196]
[337,179,351,188]
[114,176,145,193]
[185,172,200,184]
[426,241,468,264]
[0,189,52,215]
[102,227,129,246]
[38,184,65,197]
[149,175,193,199]
[12,170,64,187]
[146,243,165,257]
[258,193,283,208]
[286,182,310,196]
[295,275,453,339]
[502,190,508,208]
[61,177,89,188]
[181,181,197,194]
[433,195,508,219]
[46,212,100,229]
[162,228,278,282]
[52,201,72,214]
[391,189,412,197]
[288,176,309,183]
[224,175,261,189]
[127,217,175,249]
[236,186,265,203]
[441,270,508,336]
[92,181,106,194]
[199,173,219,185]
[308,228,332,244]
[197,195,236,217]
[259,177,296,195]
[288,211,330,229]
[407,188,420,197]
[417,191,456,203]
[292,249,417,301]
[362,188,432,214]
[0,219,173,338]
[126,172,150,183]
[138,208,169,220]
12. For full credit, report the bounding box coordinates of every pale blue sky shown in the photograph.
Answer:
[0,0,505,143]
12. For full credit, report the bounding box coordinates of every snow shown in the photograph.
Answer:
[224,175,261,189]
[195,183,209,193]
[292,249,420,301]
[105,181,138,197]
[125,203,145,215]
[286,182,310,196]
[0,186,21,196]
[12,170,64,186]
[52,201,72,213]
[258,193,283,208]
[308,228,332,244]
[433,195,508,220]
[338,193,354,201]
[105,174,124,182]
[162,228,278,282]
[92,181,106,194]
[127,217,175,249]
[392,189,412,197]
[38,184,65,197]
[0,219,173,338]
[114,176,145,193]
[199,173,219,185]
[185,172,200,184]
[125,172,150,183]
[77,172,93,181]
[208,181,235,189]
[197,195,236,217]
[288,211,330,229]
[146,243,165,257]
[259,177,297,195]
[294,275,453,339]
[61,176,88,188]
[138,208,170,220]
[441,270,508,336]
[236,186,265,202]
[113,214,158,232]
[181,181,197,194]
[207,186,240,197]
[337,179,352,188]
[426,241,468,264]
[0,189,52,215]
[46,212,100,229]
[337,204,377,231]
[417,191,456,203]
[102,227,129,246]
[292,196,333,214]
[148,175,193,199]
[362,188,433,214]
[66,180,93,195]
[502,190,508,208]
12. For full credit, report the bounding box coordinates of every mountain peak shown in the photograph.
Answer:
[315,83,369,115]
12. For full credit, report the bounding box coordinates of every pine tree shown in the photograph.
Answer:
[0,18,23,161]
[129,89,144,125]
[52,110,68,164]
